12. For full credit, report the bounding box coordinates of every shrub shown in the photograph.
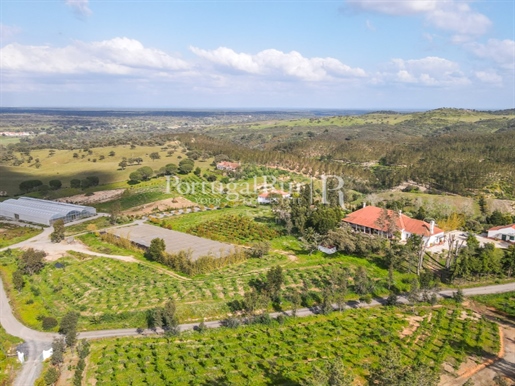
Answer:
[44,367,60,385]
[42,317,58,330]
[49,179,62,190]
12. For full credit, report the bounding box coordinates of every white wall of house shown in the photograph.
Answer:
[257,193,290,205]
[258,196,271,204]
[488,227,515,241]
[403,231,445,246]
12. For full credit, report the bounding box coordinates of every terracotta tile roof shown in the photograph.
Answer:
[343,206,444,237]
[488,224,515,231]
[217,161,240,169]
[258,190,290,198]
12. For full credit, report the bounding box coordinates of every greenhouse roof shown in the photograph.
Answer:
[0,197,96,225]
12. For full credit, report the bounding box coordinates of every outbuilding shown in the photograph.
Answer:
[487,224,515,242]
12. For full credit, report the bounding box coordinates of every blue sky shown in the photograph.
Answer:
[0,0,513,109]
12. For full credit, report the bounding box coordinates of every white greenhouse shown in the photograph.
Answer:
[0,197,96,226]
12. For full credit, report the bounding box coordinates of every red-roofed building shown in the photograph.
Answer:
[216,161,240,172]
[343,205,445,246]
[487,224,515,242]
[257,190,291,204]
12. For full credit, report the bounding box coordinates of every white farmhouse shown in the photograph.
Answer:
[487,224,515,243]
[343,205,445,246]
[257,190,291,204]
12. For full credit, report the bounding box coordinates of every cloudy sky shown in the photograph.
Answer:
[0,0,513,109]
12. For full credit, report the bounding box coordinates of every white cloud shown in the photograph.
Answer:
[0,37,190,75]
[190,46,366,81]
[365,20,376,31]
[426,2,490,38]
[382,56,470,86]
[474,71,502,85]
[65,0,92,18]
[0,23,21,40]
[347,0,491,38]
[467,39,515,70]
[348,0,438,15]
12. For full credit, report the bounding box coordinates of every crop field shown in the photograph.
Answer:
[159,205,290,246]
[160,205,274,233]
[0,241,413,330]
[83,306,499,385]
[0,222,42,248]
[0,325,22,386]
[187,214,279,244]
[472,291,515,317]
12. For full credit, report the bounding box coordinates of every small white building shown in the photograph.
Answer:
[318,245,337,254]
[257,190,291,204]
[487,224,515,243]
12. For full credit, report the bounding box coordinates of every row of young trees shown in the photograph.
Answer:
[127,159,195,183]
[143,237,248,276]
[43,312,86,386]
[18,176,100,194]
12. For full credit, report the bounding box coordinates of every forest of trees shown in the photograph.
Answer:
[2,109,514,198]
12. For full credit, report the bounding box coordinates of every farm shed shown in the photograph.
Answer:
[487,224,515,242]
[0,197,96,226]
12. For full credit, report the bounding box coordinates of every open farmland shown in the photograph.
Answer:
[0,144,213,196]
[0,245,415,330]
[0,222,43,248]
[83,306,500,385]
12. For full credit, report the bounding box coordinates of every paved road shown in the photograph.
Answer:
[0,271,57,386]
[1,223,514,385]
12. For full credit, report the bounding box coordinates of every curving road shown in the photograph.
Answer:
[1,223,514,385]
[3,274,514,386]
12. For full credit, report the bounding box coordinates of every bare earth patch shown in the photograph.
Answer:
[56,189,125,205]
[123,196,197,216]
[400,314,424,338]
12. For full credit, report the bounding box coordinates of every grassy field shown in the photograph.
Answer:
[64,216,114,235]
[0,222,42,248]
[471,291,515,317]
[0,136,21,146]
[82,305,499,385]
[221,109,513,130]
[0,325,22,386]
[0,143,216,196]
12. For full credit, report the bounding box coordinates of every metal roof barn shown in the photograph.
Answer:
[0,197,96,226]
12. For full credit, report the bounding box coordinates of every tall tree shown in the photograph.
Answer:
[145,238,166,262]
[50,219,65,243]
[266,266,284,302]
[109,201,121,225]
[19,248,46,275]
